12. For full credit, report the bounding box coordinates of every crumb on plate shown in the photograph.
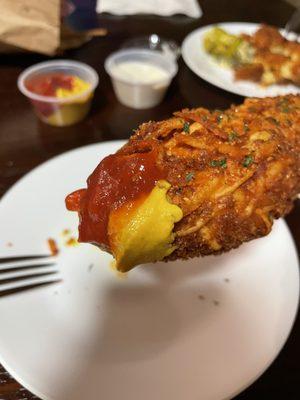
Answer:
[65,237,78,247]
[88,263,94,272]
[47,238,59,256]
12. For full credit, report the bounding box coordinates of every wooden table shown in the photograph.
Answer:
[0,0,299,398]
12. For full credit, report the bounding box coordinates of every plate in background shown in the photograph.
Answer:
[182,22,300,97]
[0,141,299,400]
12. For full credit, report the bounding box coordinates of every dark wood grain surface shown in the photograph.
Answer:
[0,0,299,399]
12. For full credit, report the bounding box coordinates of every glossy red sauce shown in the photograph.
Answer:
[65,148,165,250]
[25,73,74,97]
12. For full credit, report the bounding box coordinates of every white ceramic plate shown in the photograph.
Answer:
[0,141,299,400]
[182,22,300,97]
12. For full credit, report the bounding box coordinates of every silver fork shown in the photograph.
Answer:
[0,255,61,297]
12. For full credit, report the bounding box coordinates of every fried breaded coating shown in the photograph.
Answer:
[242,25,300,86]
[123,95,300,260]
[204,24,300,86]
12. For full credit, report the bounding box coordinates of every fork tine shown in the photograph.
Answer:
[0,279,62,298]
[0,265,58,280]
[0,255,53,264]
[0,271,58,286]
[0,273,62,293]
[0,262,56,274]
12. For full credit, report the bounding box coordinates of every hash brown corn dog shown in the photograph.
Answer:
[66,95,300,271]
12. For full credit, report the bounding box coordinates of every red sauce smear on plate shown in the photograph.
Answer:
[65,146,165,249]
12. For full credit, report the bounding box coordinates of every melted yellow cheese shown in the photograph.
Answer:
[108,180,183,272]
[56,76,91,101]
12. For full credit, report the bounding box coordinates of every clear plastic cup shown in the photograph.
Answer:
[104,49,178,109]
[18,60,99,127]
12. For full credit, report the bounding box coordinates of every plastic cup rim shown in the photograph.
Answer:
[17,60,99,104]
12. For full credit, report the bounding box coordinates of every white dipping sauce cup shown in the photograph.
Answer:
[105,49,178,109]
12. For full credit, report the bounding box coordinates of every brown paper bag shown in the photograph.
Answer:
[0,0,60,55]
[0,0,106,55]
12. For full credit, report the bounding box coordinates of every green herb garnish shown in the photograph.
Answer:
[281,105,290,113]
[244,123,250,132]
[210,158,227,168]
[183,122,190,133]
[267,117,279,126]
[219,159,227,168]
[185,172,195,182]
[228,131,238,142]
[217,114,224,124]
[210,160,218,167]
[242,155,254,167]
[278,98,291,113]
